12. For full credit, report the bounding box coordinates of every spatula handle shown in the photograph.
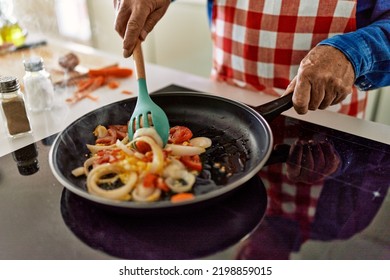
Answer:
[133,40,146,80]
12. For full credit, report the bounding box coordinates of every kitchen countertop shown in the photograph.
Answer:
[1,39,389,157]
[0,40,389,260]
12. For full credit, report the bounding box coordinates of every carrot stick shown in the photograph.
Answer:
[88,66,133,78]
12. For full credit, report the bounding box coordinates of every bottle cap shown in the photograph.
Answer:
[0,76,20,93]
[23,56,44,72]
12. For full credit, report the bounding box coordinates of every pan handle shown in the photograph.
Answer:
[250,92,293,122]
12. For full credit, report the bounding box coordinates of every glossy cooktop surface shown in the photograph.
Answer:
[0,85,389,260]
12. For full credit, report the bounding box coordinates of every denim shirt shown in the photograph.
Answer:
[319,0,390,91]
[207,0,390,91]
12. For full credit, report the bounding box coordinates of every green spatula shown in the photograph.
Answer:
[128,41,170,146]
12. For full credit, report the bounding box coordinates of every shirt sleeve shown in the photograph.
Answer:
[319,18,390,91]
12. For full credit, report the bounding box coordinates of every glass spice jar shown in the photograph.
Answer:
[23,56,54,112]
[0,76,32,137]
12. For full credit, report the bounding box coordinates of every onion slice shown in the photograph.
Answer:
[165,144,205,156]
[133,127,163,148]
[189,137,212,149]
[87,164,137,200]
[130,136,164,173]
[132,183,162,202]
[165,170,196,193]
[115,139,134,156]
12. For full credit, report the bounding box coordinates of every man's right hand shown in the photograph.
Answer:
[113,0,171,58]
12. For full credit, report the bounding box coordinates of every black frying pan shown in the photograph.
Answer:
[49,91,293,215]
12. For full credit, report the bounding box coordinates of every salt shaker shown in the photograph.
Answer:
[0,76,32,137]
[23,56,54,112]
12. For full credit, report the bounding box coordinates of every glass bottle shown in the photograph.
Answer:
[23,56,54,112]
[0,0,27,47]
[0,76,32,137]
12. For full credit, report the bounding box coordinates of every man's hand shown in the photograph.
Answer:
[286,139,340,184]
[113,0,171,58]
[285,45,355,114]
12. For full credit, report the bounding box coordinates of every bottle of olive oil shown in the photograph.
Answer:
[0,0,27,47]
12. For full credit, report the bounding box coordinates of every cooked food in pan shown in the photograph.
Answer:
[71,125,212,203]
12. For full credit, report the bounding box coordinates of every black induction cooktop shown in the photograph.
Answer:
[0,84,389,260]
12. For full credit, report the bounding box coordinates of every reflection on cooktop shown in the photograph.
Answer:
[2,84,390,260]
[60,176,267,260]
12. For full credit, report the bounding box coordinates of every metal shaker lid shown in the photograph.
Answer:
[23,56,44,72]
[0,76,20,93]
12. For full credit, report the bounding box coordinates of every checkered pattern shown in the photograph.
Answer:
[211,0,367,117]
[258,117,324,241]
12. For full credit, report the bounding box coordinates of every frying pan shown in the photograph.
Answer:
[49,91,293,215]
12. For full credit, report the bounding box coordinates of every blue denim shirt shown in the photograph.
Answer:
[319,0,390,91]
[207,0,390,91]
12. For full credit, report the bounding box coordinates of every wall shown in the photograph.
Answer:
[86,0,213,78]
[369,87,390,125]
[12,0,60,40]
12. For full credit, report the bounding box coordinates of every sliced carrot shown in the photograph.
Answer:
[85,94,99,101]
[88,66,133,78]
[76,78,94,92]
[121,90,133,95]
[108,80,120,89]
[67,76,105,104]
[66,66,132,104]
[170,193,195,203]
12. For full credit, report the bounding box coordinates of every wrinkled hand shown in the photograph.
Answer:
[286,139,340,184]
[285,45,355,114]
[113,0,171,58]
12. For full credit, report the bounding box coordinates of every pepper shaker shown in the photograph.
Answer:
[23,56,54,112]
[0,76,32,137]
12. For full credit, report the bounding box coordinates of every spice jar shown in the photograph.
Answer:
[0,76,32,137]
[23,56,54,112]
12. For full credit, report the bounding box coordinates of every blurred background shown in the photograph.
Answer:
[2,0,390,125]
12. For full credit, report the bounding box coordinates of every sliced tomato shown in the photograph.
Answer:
[156,177,170,192]
[180,155,202,172]
[95,135,115,145]
[169,126,193,144]
[143,173,157,188]
[109,125,128,140]
[135,140,152,154]
[143,174,170,192]
[95,149,122,164]
[95,128,118,145]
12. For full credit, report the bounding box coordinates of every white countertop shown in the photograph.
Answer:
[1,41,389,157]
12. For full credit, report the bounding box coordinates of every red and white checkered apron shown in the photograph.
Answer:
[258,117,325,242]
[211,0,367,117]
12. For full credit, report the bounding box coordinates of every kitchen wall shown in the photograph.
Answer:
[86,0,213,78]
[12,0,60,40]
